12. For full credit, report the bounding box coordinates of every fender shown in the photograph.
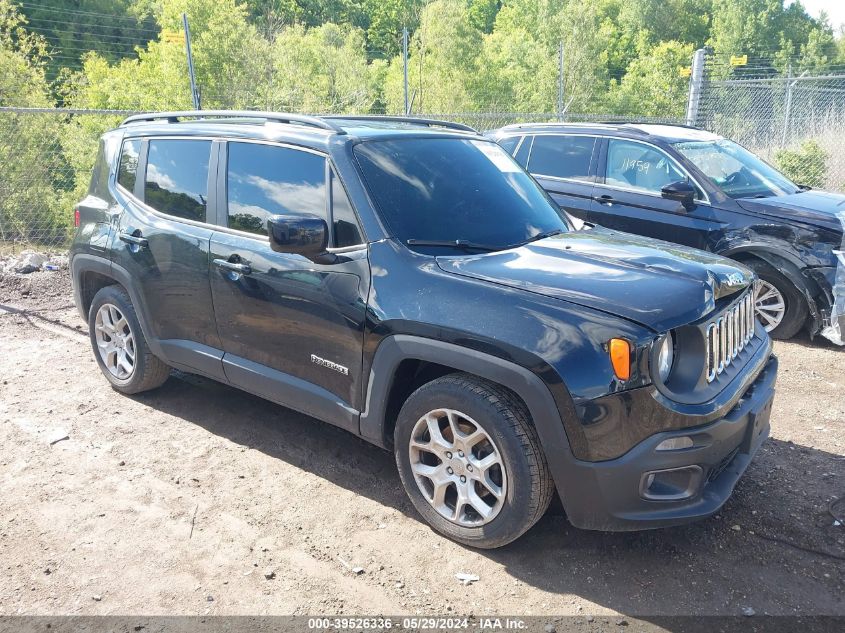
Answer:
[72,253,167,359]
[359,334,588,514]
[717,242,807,271]
[718,245,823,332]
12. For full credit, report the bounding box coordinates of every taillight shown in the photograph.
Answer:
[74,208,80,227]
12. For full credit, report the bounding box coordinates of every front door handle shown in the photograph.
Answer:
[594,194,616,206]
[118,231,148,249]
[213,258,252,276]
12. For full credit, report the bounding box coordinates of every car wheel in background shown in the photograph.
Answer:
[744,259,808,340]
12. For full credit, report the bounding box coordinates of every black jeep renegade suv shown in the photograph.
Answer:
[71,111,777,548]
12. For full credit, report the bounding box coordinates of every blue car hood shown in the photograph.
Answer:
[435,229,754,332]
[736,190,845,234]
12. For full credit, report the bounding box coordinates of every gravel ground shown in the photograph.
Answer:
[0,269,843,619]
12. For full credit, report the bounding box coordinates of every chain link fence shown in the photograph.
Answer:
[1,75,843,252]
[0,108,129,252]
[696,65,845,191]
[0,107,687,251]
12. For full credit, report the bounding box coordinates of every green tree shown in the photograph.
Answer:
[608,40,694,117]
[18,0,157,86]
[0,0,69,244]
[384,0,483,114]
[775,140,828,188]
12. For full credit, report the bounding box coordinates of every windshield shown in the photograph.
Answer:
[353,138,569,253]
[673,139,799,199]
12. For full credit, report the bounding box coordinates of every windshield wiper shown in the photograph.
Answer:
[516,228,566,246]
[406,239,502,252]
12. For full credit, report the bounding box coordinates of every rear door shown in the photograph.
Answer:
[523,134,598,220]
[589,138,720,250]
[111,136,224,379]
[209,140,369,432]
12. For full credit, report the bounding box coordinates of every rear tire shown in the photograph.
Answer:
[744,259,807,339]
[394,373,554,549]
[88,285,170,394]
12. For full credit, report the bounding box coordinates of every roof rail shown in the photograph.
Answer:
[119,110,346,133]
[324,115,478,134]
[605,121,702,131]
[499,121,602,130]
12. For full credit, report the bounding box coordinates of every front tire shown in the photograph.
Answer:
[394,373,554,549]
[88,285,170,394]
[744,259,807,339]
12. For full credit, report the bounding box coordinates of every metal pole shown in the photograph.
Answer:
[402,27,410,115]
[685,48,706,127]
[557,41,564,121]
[782,63,793,147]
[183,13,200,110]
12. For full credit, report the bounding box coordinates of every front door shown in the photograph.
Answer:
[590,138,722,251]
[209,140,369,432]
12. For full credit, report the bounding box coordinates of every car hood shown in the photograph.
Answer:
[435,229,754,332]
[736,190,845,233]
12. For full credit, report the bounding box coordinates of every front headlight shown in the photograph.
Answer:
[656,334,675,382]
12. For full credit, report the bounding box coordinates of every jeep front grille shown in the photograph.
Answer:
[706,290,755,383]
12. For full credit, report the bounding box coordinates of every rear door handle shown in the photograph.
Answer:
[118,231,148,248]
[594,194,616,206]
[213,258,252,276]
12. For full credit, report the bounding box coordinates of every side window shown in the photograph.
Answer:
[227,142,327,236]
[117,139,141,193]
[527,135,595,181]
[331,170,363,247]
[605,139,686,194]
[144,139,211,222]
[513,135,532,167]
[497,136,520,155]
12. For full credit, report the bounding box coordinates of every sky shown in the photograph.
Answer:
[794,0,845,29]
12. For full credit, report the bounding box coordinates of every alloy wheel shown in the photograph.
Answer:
[408,408,507,527]
[94,303,136,380]
[754,279,786,332]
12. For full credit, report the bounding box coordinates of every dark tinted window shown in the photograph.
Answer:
[90,138,112,197]
[144,140,210,222]
[513,136,532,166]
[354,138,568,252]
[117,139,140,192]
[331,170,363,247]
[497,136,520,155]
[227,142,327,236]
[528,135,595,181]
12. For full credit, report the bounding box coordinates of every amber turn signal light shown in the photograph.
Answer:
[609,338,631,381]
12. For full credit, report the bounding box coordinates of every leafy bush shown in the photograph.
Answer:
[775,140,828,189]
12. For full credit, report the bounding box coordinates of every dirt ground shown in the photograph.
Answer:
[0,269,843,619]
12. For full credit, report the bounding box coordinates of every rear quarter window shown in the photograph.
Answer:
[116,139,141,193]
[497,136,521,155]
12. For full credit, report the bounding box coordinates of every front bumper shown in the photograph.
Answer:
[561,354,778,531]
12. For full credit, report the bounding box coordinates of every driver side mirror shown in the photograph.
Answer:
[661,180,697,209]
[267,214,331,262]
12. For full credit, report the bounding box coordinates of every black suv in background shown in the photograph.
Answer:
[489,123,845,342]
[71,112,777,548]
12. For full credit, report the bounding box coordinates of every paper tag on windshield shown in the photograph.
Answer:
[471,140,520,172]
